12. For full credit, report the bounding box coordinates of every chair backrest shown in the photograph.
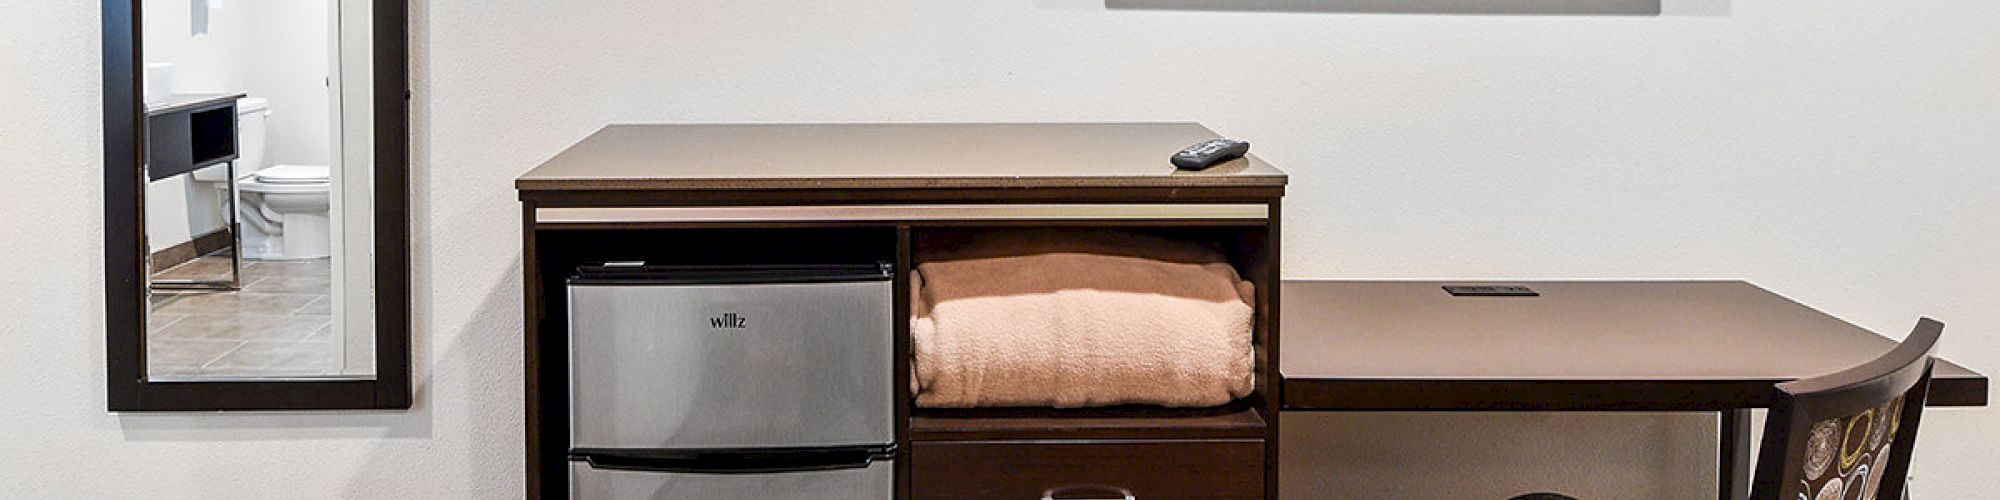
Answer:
[1749,318,1942,500]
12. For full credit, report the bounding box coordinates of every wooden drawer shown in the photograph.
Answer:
[910,439,1264,500]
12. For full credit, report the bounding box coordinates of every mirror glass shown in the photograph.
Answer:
[140,0,376,380]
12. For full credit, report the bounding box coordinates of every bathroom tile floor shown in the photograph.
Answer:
[146,254,338,379]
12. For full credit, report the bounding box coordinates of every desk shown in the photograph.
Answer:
[1279,281,1988,500]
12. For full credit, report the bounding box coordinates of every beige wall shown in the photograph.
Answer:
[2,0,1996,497]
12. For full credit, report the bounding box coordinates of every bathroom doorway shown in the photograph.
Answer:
[140,0,373,380]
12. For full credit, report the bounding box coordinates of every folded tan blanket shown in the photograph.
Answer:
[912,230,1256,408]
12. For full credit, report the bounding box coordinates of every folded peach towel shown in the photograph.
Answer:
[911,230,1256,408]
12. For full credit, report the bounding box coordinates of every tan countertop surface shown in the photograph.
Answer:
[516,122,1288,191]
[1281,280,1983,383]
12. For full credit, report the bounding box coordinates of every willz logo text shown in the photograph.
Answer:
[708,313,747,329]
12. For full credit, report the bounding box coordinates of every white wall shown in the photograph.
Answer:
[141,0,255,95]
[334,0,380,376]
[142,176,222,252]
[1,0,1995,498]
[249,1,333,168]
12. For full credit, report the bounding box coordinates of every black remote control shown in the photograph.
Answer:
[1171,138,1250,170]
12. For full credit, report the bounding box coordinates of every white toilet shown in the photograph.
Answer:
[194,97,332,260]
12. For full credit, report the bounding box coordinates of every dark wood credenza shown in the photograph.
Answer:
[518,123,1289,499]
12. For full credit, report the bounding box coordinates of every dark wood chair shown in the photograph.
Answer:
[1750,317,1941,500]
[1510,318,1943,500]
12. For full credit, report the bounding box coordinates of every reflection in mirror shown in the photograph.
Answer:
[140,0,374,380]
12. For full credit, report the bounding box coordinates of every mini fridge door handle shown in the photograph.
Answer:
[574,447,888,474]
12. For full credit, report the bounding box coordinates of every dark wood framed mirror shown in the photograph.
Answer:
[102,0,409,410]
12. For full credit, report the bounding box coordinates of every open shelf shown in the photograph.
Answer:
[145,96,239,181]
[905,225,1275,445]
[910,405,1266,441]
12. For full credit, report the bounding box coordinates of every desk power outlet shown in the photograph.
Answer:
[1443,285,1540,297]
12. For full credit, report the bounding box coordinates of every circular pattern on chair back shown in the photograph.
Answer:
[1804,420,1838,480]
[1795,396,1906,500]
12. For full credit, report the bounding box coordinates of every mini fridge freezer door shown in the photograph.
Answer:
[568,269,893,450]
[569,457,893,500]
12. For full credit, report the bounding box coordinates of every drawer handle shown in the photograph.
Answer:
[1042,485,1136,500]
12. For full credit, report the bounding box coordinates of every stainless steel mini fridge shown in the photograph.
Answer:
[566,263,894,499]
